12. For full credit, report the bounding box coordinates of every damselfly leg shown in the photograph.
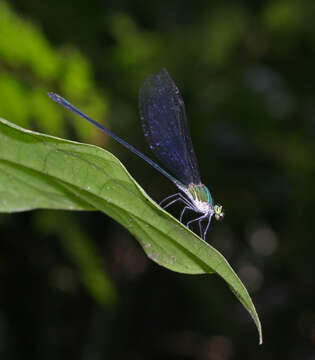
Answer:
[201,213,213,240]
[186,213,209,233]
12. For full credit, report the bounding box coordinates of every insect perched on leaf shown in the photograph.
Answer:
[48,68,224,239]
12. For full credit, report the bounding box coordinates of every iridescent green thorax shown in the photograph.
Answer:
[187,184,213,206]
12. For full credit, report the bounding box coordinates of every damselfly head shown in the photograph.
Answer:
[214,204,224,221]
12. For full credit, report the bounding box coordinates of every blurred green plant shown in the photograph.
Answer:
[0,116,262,344]
[0,1,107,142]
[35,211,117,307]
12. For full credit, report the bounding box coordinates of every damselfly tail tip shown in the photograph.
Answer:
[47,92,65,105]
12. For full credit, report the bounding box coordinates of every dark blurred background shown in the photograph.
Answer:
[0,0,314,359]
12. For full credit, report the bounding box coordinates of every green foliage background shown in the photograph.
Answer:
[0,0,314,358]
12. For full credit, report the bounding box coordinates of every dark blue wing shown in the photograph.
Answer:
[139,68,201,186]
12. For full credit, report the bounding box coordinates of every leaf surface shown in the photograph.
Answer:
[0,118,262,343]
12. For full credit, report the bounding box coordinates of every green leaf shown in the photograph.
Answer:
[0,117,262,344]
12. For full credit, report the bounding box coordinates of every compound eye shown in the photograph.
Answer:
[214,204,222,214]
